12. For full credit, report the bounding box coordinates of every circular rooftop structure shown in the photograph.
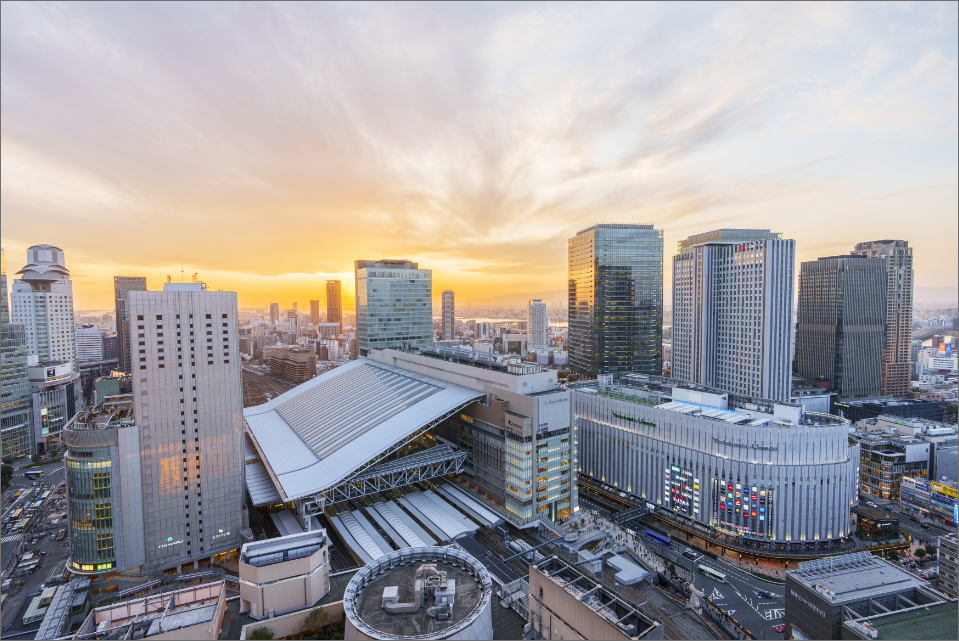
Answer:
[343,546,492,640]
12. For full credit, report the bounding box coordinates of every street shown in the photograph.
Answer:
[572,497,787,640]
[1,459,70,635]
[649,536,786,640]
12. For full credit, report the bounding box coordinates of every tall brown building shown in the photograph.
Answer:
[852,239,914,398]
[113,276,147,373]
[310,299,320,326]
[326,280,342,329]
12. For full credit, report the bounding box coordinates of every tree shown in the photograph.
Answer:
[887,550,899,561]
[925,543,937,556]
[249,627,275,640]
[915,548,927,560]
[300,607,329,638]
[1,465,12,490]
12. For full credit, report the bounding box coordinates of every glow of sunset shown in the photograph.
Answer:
[2,2,957,310]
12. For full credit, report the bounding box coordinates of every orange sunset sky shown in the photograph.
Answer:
[2,2,957,310]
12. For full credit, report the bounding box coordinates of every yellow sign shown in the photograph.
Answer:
[932,483,959,499]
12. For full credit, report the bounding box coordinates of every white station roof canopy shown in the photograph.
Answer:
[244,359,483,503]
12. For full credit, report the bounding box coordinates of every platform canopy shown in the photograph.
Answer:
[244,358,483,503]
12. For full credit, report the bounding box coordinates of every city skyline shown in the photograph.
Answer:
[2,2,957,309]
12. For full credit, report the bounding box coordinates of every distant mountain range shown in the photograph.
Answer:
[460,290,567,308]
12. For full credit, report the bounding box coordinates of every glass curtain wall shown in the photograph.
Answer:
[569,224,663,377]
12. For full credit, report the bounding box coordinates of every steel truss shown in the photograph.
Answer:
[326,444,467,504]
[291,396,480,527]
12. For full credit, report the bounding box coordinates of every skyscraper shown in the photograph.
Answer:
[270,302,279,326]
[527,299,548,349]
[75,324,103,363]
[354,260,432,357]
[672,229,794,402]
[114,276,147,373]
[852,240,914,398]
[1,248,33,460]
[568,224,663,377]
[310,299,320,326]
[126,281,245,568]
[441,290,455,341]
[795,255,887,398]
[11,245,77,368]
[326,280,342,329]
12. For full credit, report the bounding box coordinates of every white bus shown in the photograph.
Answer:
[698,564,727,583]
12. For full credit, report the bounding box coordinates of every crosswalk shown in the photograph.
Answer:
[1,534,23,544]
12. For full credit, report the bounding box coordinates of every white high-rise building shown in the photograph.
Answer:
[672,229,795,402]
[126,281,245,569]
[75,324,103,363]
[475,322,492,341]
[354,259,432,357]
[441,290,455,341]
[10,244,77,368]
[527,299,548,349]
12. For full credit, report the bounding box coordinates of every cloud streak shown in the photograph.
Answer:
[1,1,956,307]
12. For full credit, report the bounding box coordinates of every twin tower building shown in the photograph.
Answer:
[569,224,912,402]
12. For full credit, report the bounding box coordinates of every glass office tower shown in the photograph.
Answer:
[354,260,432,357]
[1,248,33,460]
[568,224,663,377]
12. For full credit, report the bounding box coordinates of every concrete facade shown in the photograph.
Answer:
[114,276,147,374]
[528,557,662,640]
[369,348,577,523]
[576,375,858,547]
[441,290,455,341]
[796,256,887,398]
[785,552,947,641]
[1,247,34,459]
[11,244,77,369]
[127,282,245,570]
[239,530,331,619]
[527,299,548,350]
[327,280,342,329]
[851,240,914,398]
[672,230,794,402]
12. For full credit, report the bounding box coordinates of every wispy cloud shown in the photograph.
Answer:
[1,1,956,307]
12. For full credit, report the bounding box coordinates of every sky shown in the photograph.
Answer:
[2,1,957,310]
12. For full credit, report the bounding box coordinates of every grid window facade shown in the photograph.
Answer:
[672,231,793,402]
[568,224,663,377]
[355,260,432,356]
[795,256,886,398]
